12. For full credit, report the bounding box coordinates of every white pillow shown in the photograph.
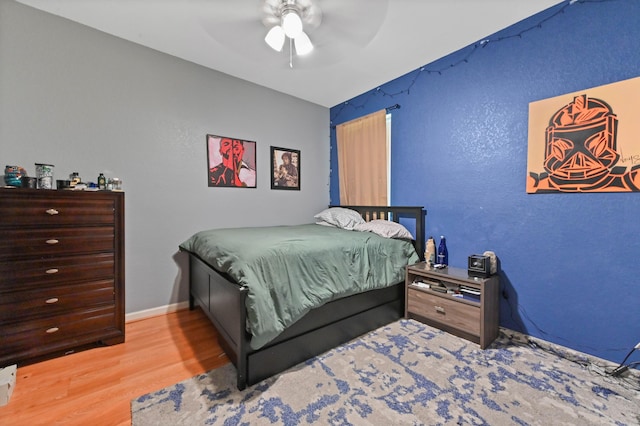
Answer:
[314,220,336,227]
[313,207,365,230]
[354,220,414,240]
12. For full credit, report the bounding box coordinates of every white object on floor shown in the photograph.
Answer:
[0,364,16,406]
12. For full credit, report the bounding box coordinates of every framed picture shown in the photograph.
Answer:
[271,146,300,190]
[527,76,640,193]
[207,134,256,188]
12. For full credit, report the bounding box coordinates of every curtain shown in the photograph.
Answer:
[336,109,388,205]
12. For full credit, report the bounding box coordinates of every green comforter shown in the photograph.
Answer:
[179,223,419,350]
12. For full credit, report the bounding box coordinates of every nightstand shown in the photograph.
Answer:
[405,262,499,349]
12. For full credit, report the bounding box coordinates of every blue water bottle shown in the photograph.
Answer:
[437,235,448,266]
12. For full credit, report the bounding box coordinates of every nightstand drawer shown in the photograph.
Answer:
[408,288,480,335]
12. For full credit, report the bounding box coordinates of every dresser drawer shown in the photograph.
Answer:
[408,288,480,335]
[0,253,114,289]
[0,306,118,360]
[0,196,115,226]
[0,226,114,260]
[0,280,114,322]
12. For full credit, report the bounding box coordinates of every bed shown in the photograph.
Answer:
[180,205,426,390]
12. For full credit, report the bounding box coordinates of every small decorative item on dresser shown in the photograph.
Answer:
[97,173,106,190]
[483,251,498,274]
[21,177,37,189]
[35,163,54,189]
[3,166,27,187]
[69,172,81,187]
[425,236,436,267]
[56,180,72,190]
[112,177,122,191]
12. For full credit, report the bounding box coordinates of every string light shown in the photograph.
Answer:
[330,0,613,124]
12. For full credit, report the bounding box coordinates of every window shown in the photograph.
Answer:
[336,109,389,205]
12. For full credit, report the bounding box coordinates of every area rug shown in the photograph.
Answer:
[132,319,640,425]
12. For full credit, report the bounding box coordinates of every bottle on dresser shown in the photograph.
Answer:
[437,235,448,266]
[97,173,106,190]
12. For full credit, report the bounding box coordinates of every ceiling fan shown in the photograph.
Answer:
[262,0,322,55]
[197,0,388,70]
[261,0,323,66]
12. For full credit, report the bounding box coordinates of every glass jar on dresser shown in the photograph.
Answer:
[0,188,125,365]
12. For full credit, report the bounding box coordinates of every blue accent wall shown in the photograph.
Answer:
[329,0,640,365]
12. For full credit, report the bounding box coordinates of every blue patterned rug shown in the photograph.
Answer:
[132,319,640,425]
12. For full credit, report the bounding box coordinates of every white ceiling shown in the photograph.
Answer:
[15,0,561,108]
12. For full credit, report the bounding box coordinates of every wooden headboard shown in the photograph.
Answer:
[330,205,426,261]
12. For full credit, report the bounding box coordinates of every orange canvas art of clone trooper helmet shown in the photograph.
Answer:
[543,94,619,191]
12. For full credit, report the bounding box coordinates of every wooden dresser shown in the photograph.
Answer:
[0,188,125,365]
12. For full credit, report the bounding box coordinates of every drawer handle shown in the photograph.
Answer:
[46,209,59,215]
[46,239,59,245]
[45,268,59,274]
[435,306,445,314]
[46,327,59,334]
[45,298,59,304]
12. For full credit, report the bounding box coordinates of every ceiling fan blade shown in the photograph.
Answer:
[197,1,274,58]
[261,0,281,27]
[314,0,387,42]
[298,0,322,30]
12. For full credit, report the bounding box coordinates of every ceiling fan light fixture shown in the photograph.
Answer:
[265,25,285,51]
[281,9,303,38]
[294,31,313,55]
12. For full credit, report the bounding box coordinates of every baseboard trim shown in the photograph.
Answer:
[126,301,190,323]
[499,326,640,379]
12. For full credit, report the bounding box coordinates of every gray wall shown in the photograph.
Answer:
[0,1,330,314]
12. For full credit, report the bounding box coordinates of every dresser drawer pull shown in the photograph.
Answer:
[45,298,59,304]
[46,209,60,215]
[46,327,59,334]
[46,239,59,245]
[435,306,445,314]
[46,268,59,274]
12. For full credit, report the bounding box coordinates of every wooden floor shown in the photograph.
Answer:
[0,308,229,425]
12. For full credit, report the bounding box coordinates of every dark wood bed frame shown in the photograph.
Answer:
[185,205,426,390]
